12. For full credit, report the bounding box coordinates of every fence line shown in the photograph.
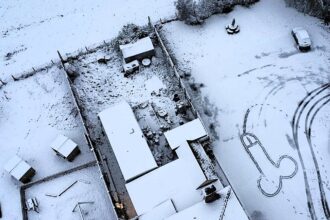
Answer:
[219,187,232,220]
[22,161,97,190]
[20,186,27,220]
[58,56,120,220]
[20,161,96,220]
[154,22,253,220]
[154,26,208,132]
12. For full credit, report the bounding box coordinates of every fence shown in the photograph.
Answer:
[219,187,232,220]
[154,21,252,220]
[59,61,120,219]
[154,26,208,134]
[1,58,59,85]
[20,161,97,220]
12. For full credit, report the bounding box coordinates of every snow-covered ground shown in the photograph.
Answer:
[0,0,176,80]
[26,165,115,220]
[161,0,330,219]
[0,66,95,220]
[2,0,330,219]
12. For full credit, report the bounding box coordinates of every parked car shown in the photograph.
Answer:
[292,27,312,51]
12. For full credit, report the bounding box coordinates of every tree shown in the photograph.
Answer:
[175,0,194,21]
[175,0,259,25]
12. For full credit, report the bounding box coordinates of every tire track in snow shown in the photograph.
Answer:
[292,83,330,220]
[305,95,330,219]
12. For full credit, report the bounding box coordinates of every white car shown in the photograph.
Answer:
[292,27,312,51]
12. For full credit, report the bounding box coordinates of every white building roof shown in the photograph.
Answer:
[4,155,32,180]
[139,199,177,220]
[119,37,154,60]
[164,186,249,220]
[98,101,157,182]
[222,188,249,220]
[50,135,78,158]
[126,142,206,215]
[164,119,208,150]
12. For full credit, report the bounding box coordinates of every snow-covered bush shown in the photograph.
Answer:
[175,0,259,25]
[114,23,151,51]
[284,0,329,22]
[175,0,202,25]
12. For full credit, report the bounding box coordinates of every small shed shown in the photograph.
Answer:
[4,156,35,183]
[50,135,80,162]
[119,37,155,63]
[123,60,139,77]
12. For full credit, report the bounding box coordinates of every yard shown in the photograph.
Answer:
[0,0,176,81]
[25,165,115,220]
[161,0,330,219]
[0,65,113,220]
[64,40,203,218]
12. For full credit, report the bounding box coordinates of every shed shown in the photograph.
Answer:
[4,156,35,183]
[50,135,80,161]
[119,37,155,63]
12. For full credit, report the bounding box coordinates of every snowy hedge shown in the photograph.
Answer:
[284,0,330,22]
[114,23,152,51]
[175,0,259,25]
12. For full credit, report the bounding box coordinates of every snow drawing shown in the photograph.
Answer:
[240,110,298,197]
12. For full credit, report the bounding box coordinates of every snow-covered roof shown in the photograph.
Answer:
[98,101,157,182]
[126,141,206,215]
[4,155,32,180]
[164,119,208,150]
[139,199,177,220]
[119,37,154,60]
[50,135,78,158]
[164,186,249,220]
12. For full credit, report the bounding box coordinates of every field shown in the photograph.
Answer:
[0,65,107,219]
[161,0,330,219]
[0,0,176,80]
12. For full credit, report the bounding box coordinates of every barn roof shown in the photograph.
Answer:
[119,37,154,60]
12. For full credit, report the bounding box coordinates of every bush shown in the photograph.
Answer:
[175,0,259,25]
[284,0,330,22]
[114,23,151,51]
[175,0,203,25]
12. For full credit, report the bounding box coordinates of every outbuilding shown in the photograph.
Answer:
[119,37,155,63]
[50,135,80,161]
[99,101,158,182]
[4,155,35,183]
